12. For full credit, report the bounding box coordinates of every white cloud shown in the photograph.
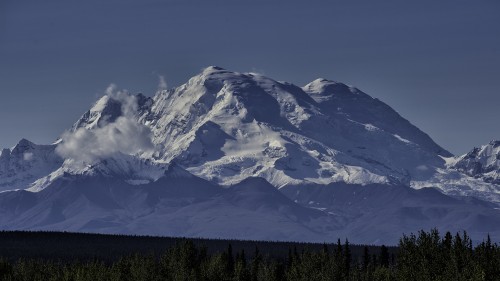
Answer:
[23,152,33,161]
[105,83,117,96]
[158,75,167,90]
[56,84,154,167]
[416,165,429,171]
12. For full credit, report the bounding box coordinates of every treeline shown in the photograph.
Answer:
[0,231,390,262]
[0,230,498,280]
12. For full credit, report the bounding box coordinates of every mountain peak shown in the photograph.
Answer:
[11,138,35,154]
[310,77,337,85]
[489,140,500,147]
[201,66,227,75]
[303,78,356,97]
[452,141,500,185]
[72,98,120,131]
[17,138,34,145]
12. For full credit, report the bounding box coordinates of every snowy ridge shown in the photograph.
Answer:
[0,139,63,192]
[28,154,168,192]
[453,140,500,184]
[411,142,500,204]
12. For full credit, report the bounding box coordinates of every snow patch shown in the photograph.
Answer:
[364,124,378,131]
[394,134,411,144]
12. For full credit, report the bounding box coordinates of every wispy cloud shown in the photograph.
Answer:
[56,84,154,167]
[158,75,167,91]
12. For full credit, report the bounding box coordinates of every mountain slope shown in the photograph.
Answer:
[0,165,341,242]
[0,167,497,244]
[303,79,452,157]
[281,182,500,244]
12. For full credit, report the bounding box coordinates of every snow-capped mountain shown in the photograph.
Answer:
[0,66,498,244]
[411,141,500,204]
[0,139,62,192]
[70,66,450,188]
[453,140,500,184]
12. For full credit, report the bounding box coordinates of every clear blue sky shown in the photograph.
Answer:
[1,0,499,155]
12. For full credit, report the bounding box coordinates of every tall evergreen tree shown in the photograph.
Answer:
[362,246,370,271]
[227,243,235,276]
[344,238,352,277]
[379,245,389,268]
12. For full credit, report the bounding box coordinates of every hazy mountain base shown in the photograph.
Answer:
[0,166,498,245]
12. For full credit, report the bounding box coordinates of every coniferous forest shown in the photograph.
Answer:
[0,230,498,281]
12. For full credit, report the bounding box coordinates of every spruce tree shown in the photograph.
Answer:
[379,245,389,268]
[344,238,352,278]
[362,246,370,271]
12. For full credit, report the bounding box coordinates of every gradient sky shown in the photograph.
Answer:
[1,0,499,155]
